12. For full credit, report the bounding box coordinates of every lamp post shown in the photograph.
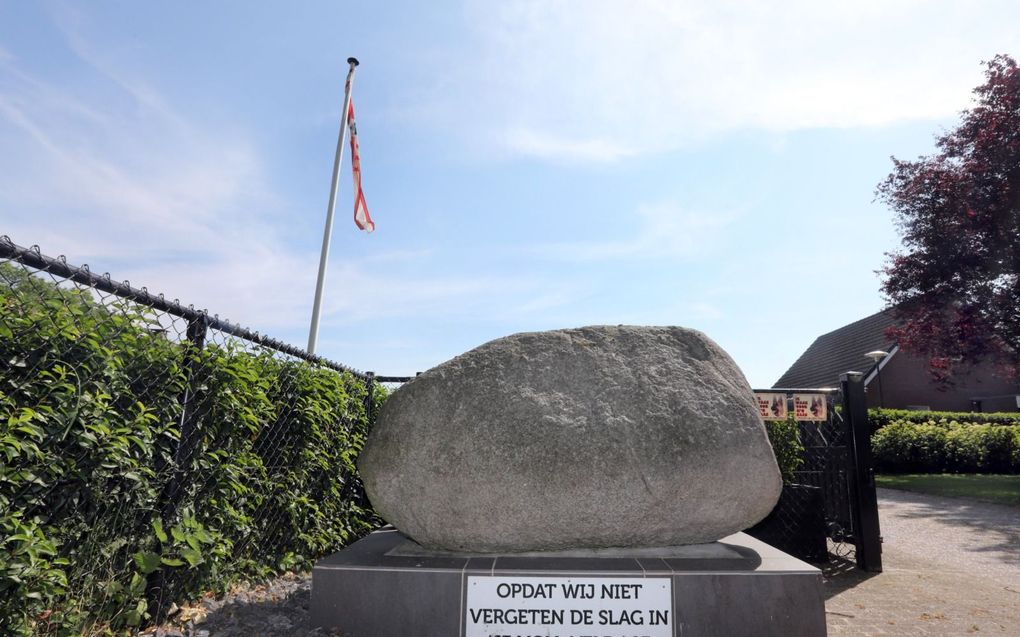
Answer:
[865,350,889,408]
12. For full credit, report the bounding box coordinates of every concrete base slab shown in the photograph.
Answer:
[312,528,825,637]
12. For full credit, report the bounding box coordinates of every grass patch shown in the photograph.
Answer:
[876,474,1020,507]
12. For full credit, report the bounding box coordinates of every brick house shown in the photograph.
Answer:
[773,310,1020,412]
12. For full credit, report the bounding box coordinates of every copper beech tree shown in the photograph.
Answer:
[878,55,1020,382]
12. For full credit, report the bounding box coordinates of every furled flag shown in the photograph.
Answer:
[347,100,374,232]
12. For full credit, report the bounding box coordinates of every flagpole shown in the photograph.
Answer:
[308,57,359,355]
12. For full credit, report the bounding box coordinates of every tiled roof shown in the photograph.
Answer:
[773,310,898,388]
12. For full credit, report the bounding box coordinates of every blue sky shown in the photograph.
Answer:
[1,1,1017,386]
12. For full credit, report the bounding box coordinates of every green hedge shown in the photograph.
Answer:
[872,421,1020,474]
[0,264,382,635]
[869,408,1020,430]
[765,416,805,483]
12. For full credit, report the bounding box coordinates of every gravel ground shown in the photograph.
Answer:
[145,487,1020,636]
[138,571,327,637]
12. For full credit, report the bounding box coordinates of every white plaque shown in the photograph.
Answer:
[464,576,673,637]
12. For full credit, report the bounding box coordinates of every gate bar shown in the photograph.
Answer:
[841,372,883,572]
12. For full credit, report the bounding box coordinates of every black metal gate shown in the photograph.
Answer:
[794,389,855,551]
[752,373,883,571]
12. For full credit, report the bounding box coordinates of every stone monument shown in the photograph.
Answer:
[312,326,826,636]
[359,325,782,551]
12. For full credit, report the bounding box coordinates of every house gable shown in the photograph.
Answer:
[773,310,897,388]
[774,309,1020,411]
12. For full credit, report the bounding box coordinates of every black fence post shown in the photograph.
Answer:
[840,372,883,572]
[146,313,210,619]
[170,314,210,494]
[364,371,376,424]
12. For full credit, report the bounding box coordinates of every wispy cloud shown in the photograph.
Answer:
[444,0,1015,162]
[124,249,576,332]
[0,14,580,338]
[0,17,354,332]
[0,34,269,262]
[532,201,736,261]
[504,128,636,162]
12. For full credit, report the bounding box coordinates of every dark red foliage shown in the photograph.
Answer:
[878,55,1020,382]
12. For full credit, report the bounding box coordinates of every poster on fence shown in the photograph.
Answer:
[754,392,788,420]
[793,394,827,421]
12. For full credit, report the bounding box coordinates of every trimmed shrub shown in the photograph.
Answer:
[765,416,805,483]
[872,422,947,472]
[872,419,1020,474]
[869,408,1020,431]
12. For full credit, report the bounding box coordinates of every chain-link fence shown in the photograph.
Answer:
[745,483,829,563]
[0,237,382,635]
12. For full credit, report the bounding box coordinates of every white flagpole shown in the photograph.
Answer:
[308,57,359,355]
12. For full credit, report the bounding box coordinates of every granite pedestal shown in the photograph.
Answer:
[312,528,825,637]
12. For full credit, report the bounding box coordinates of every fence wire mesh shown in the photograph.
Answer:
[746,391,863,566]
[0,237,381,635]
[794,405,859,563]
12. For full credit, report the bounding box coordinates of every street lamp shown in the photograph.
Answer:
[865,350,889,408]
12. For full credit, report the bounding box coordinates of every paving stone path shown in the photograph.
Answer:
[145,487,1020,636]
[825,487,1020,636]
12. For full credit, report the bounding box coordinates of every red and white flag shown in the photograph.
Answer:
[347,100,374,232]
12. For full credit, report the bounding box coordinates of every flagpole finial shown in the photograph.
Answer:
[347,57,360,67]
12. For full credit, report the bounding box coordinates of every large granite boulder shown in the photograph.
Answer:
[358,326,782,552]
